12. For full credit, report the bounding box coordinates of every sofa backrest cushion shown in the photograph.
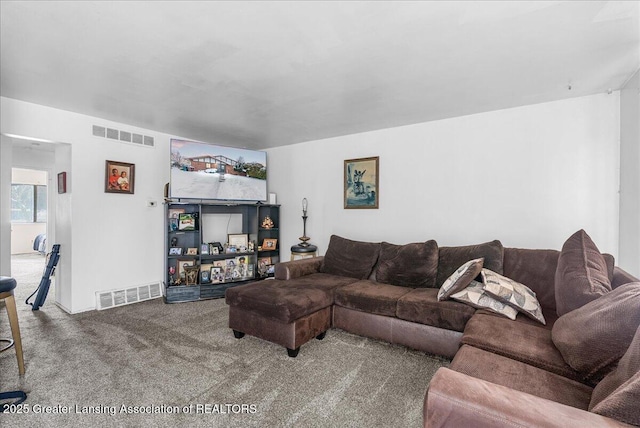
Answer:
[555,229,612,316]
[436,240,504,288]
[320,235,380,280]
[552,282,640,384]
[589,325,640,426]
[375,240,439,288]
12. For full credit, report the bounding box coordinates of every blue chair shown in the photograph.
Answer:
[0,276,24,375]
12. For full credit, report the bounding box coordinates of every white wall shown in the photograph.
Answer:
[619,70,640,277]
[267,94,621,263]
[0,135,12,274]
[1,97,171,312]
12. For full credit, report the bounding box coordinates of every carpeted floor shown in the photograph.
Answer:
[1,254,449,427]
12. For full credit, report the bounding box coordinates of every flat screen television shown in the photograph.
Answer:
[170,138,267,202]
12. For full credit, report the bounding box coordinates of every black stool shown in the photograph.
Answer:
[290,244,318,261]
[0,276,25,375]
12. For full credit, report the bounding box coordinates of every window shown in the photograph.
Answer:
[11,184,47,223]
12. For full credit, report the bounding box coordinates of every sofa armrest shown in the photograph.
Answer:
[275,256,324,280]
[612,266,639,289]
[424,368,631,428]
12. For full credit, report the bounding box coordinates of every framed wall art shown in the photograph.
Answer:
[344,156,379,209]
[105,160,135,194]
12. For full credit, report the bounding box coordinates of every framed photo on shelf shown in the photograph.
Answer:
[186,247,198,255]
[105,160,135,194]
[177,260,194,279]
[201,244,210,255]
[200,269,211,284]
[344,156,379,209]
[178,213,197,231]
[262,238,277,250]
[211,266,224,283]
[169,218,179,231]
[168,247,183,256]
[168,208,185,219]
[228,234,248,250]
[184,265,199,286]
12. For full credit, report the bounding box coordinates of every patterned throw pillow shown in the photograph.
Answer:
[450,280,518,320]
[481,269,546,325]
[437,258,484,301]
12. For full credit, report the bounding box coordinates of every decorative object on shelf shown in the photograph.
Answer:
[105,160,135,194]
[57,172,67,194]
[184,265,199,285]
[169,247,183,256]
[248,240,255,252]
[261,216,275,229]
[262,238,278,250]
[177,260,193,279]
[178,213,197,231]
[186,247,198,255]
[201,244,210,255]
[344,156,379,209]
[168,208,185,219]
[200,269,211,284]
[168,266,176,285]
[269,193,277,204]
[211,242,224,254]
[170,237,178,247]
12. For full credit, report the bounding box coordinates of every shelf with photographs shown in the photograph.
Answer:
[164,202,280,302]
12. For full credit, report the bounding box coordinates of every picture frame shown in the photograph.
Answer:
[211,266,224,283]
[105,160,135,194]
[344,156,379,209]
[178,213,197,231]
[177,260,194,279]
[228,233,248,249]
[57,172,67,194]
[186,247,198,255]
[201,244,210,255]
[168,208,185,219]
[184,265,199,286]
[168,247,183,256]
[200,269,211,284]
[262,238,277,250]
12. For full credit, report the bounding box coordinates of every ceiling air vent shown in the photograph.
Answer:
[96,282,163,310]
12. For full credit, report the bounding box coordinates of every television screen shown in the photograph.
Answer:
[170,139,267,202]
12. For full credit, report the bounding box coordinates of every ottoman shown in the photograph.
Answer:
[225,273,357,357]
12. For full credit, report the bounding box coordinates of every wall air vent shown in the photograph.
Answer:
[92,125,155,149]
[96,282,162,310]
[92,125,106,137]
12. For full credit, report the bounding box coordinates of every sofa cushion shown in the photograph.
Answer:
[451,280,518,320]
[437,258,484,301]
[552,282,640,383]
[481,269,546,325]
[396,288,476,332]
[320,235,380,280]
[555,229,611,316]
[451,345,593,410]
[334,280,412,317]
[375,240,439,288]
[225,273,358,323]
[436,240,504,287]
[589,326,640,425]
[461,312,583,382]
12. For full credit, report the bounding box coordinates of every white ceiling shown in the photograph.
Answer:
[1,1,638,150]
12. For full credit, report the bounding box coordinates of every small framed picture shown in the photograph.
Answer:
[184,265,199,286]
[178,213,197,231]
[262,238,278,250]
[228,233,248,249]
[201,244,210,255]
[169,247,183,256]
[57,172,67,194]
[168,208,185,219]
[169,218,179,231]
[211,246,219,255]
[177,260,194,279]
[344,156,379,209]
[200,269,211,284]
[211,266,224,283]
[105,160,135,194]
[186,247,198,255]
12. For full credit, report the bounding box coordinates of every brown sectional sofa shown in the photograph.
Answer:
[225,233,640,426]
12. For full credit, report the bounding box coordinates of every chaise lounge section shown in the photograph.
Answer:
[225,231,640,426]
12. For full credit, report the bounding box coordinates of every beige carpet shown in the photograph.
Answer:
[1,254,449,427]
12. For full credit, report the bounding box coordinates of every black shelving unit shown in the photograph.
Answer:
[164,202,280,303]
